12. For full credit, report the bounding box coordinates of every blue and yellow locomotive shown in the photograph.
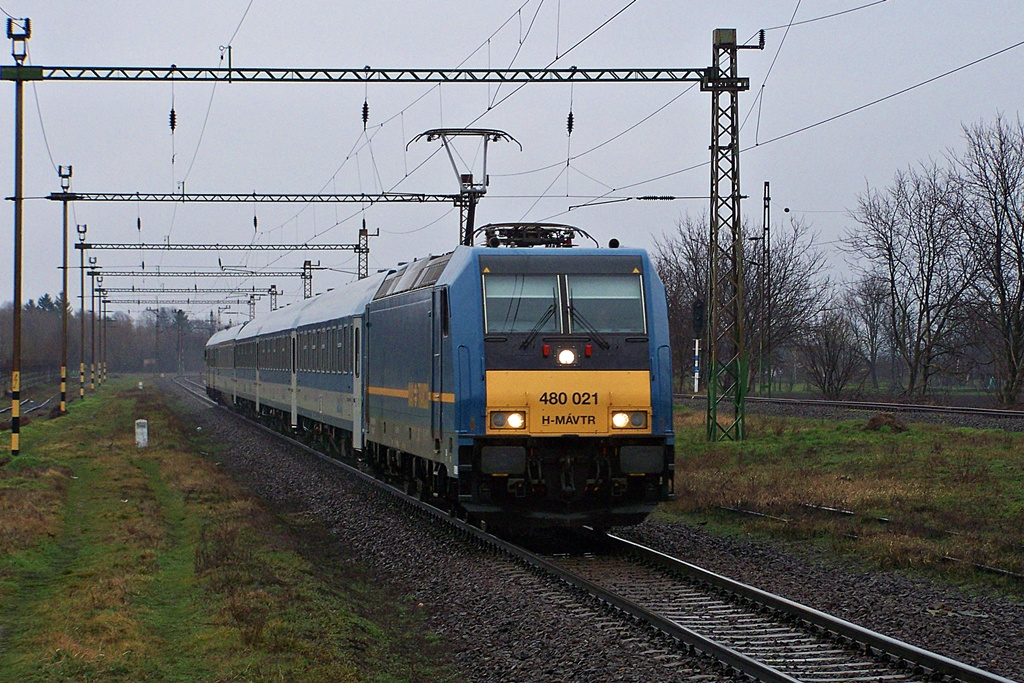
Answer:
[206,226,675,529]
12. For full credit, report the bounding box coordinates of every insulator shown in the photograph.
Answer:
[567,111,574,136]
[253,215,258,230]
[362,100,370,129]
[137,217,141,231]
[169,108,177,132]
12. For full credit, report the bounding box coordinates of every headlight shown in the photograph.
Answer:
[491,411,526,429]
[557,348,576,365]
[611,411,647,429]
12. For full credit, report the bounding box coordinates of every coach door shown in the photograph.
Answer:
[290,331,298,428]
[431,288,447,450]
[352,317,364,452]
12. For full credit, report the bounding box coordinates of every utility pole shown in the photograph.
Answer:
[58,164,72,412]
[6,18,29,456]
[77,224,87,398]
[89,264,98,390]
[760,181,772,397]
[101,295,108,383]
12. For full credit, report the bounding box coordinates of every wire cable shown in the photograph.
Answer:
[541,35,1024,222]
[760,0,887,32]
[226,0,255,47]
[749,0,802,143]
[23,46,59,173]
[751,36,1024,149]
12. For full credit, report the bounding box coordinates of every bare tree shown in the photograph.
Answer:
[845,273,889,390]
[847,163,973,396]
[653,213,830,392]
[799,304,865,399]
[651,215,707,392]
[950,115,1024,404]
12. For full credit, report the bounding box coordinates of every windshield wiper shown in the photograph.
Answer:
[520,303,555,349]
[569,296,611,350]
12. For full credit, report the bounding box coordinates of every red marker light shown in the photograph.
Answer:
[542,344,551,357]
[585,344,592,357]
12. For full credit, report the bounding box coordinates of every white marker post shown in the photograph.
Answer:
[693,339,700,393]
[135,419,149,448]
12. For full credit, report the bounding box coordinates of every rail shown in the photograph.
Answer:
[173,375,1015,682]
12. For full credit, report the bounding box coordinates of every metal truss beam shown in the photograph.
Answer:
[4,65,717,84]
[104,299,246,305]
[89,269,303,277]
[47,191,457,204]
[100,286,277,294]
[76,242,363,252]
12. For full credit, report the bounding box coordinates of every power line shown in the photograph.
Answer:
[555,35,1024,219]
[226,0,255,47]
[760,0,888,32]
[750,36,1024,149]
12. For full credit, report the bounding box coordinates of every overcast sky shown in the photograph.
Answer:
[2,0,1023,321]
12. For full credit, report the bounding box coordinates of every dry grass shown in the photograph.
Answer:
[1,379,455,681]
[669,408,1024,585]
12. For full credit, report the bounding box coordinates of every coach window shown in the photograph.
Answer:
[567,274,646,334]
[483,273,560,334]
[334,327,341,373]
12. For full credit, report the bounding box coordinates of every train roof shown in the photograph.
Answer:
[206,244,654,347]
[221,269,390,343]
[206,324,244,347]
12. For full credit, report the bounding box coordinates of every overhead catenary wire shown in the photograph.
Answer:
[545,34,1024,222]
[748,1,801,144]
[759,0,888,32]
[23,45,58,173]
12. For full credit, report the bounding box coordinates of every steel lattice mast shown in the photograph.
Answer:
[702,29,761,441]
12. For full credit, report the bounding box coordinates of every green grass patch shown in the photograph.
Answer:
[669,407,1024,591]
[1,377,455,681]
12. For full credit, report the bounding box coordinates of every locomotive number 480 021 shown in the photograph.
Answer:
[537,391,598,405]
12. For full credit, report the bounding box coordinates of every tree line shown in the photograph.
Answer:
[654,115,1024,406]
[0,299,214,393]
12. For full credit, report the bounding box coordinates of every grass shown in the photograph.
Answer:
[668,406,1024,591]
[0,377,456,682]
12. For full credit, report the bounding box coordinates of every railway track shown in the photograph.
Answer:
[172,376,1016,683]
[677,394,1024,419]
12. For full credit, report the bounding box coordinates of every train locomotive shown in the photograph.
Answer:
[205,224,675,529]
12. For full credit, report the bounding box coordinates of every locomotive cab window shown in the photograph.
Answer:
[483,274,560,334]
[567,274,646,334]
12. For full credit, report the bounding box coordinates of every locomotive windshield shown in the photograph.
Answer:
[567,274,646,334]
[483,271,646,335]
[484,274,560,334]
